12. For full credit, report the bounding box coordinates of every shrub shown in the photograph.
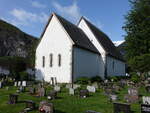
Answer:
[90,76,102,83]
[76,76,90,85]
[19,71,29,81]
[130,72,140,83]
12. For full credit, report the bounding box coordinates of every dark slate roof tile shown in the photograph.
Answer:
[81,17,124,61]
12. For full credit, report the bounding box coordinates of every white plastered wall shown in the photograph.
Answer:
[35,15,73,83]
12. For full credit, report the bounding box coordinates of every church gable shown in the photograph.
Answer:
[78,17,124,61]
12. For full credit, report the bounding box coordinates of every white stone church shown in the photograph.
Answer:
[35,13,125,83]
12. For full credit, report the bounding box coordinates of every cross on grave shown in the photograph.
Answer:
[39,101,54,113]
[113,102,132,113]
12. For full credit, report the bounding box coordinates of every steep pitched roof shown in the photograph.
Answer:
[54,14,99,54]
[80,17,124,61]
[40,13,99,54]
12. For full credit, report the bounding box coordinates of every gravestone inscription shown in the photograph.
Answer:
[141,104,150,113]
[143,96,150,105]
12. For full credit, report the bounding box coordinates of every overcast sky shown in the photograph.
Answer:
[0,0,130,41]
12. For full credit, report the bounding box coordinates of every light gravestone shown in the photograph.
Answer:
[92,82,99,89]
[87,86,96,93]
[110,94,118,102]
[54,85,60,92]
[69,88,75,95]
[0,81,2,88]
[66,84,72,89]
[14,82,17,87]
[73,84,80,89]
[22,81,27,87]
[18,81,21,87]
[143,96,150,105]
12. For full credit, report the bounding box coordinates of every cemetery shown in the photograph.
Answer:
[0,76,150,113]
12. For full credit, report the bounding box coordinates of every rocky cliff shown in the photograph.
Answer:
[0,19,38,57]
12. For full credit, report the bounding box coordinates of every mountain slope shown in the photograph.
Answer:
[0,19,38,57]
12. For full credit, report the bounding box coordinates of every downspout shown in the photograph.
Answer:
[104,54,107,79]
[71,45,74,88]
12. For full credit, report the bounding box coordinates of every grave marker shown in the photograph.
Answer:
[0,81,2,88]
[141,104,150,113]
[79,89,89,98]
[87,86,96,93]
[143,96,150,105]
[8,94,19,104]
[113,102,131,113]
[18,81,21,87]
[47,90,57,100]
[14,82,17,87]
[22,81,27,87]
[69,88,75,95]
[54,85,60,92]
[39,101,54,113]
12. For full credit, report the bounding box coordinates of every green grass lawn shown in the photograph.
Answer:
[0,86,148,113]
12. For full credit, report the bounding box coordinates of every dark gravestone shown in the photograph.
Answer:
[8,94,19,104]
[47,90,57,100]
[29,87,36,94]
[104,88,113,96]
[113,102,131,113]
[79,89,89,98]
[141,104,150,113]
[146,86,150,93]
[124,88,139,103]
[39,101,54,113]
[25,100,36,110]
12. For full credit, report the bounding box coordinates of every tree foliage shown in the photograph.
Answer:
[123,0,150,74]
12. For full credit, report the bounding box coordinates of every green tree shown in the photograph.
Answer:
[123,0,150,76]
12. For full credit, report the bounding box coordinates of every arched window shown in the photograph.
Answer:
[58,54,61,67]
[50,54,53,67]
[42,56,45,67]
